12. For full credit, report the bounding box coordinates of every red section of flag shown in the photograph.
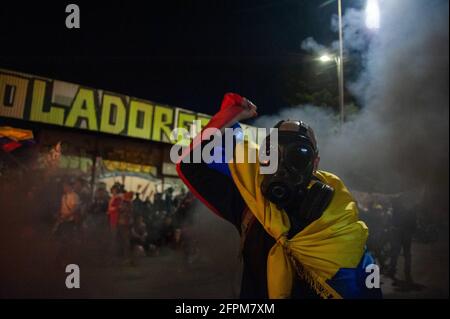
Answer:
[176,93,246,219]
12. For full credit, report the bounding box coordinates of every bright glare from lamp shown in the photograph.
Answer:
[319,54,333,63]
[366,0,380,30]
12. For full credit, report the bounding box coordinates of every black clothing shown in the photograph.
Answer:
[179,141,327,298]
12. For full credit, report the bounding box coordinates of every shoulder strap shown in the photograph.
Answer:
[287,181,334,238]
[301,181,334,223]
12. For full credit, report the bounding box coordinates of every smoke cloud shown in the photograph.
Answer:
[1,0,447,298]
[256,0,449,219]
[301,37,328,54]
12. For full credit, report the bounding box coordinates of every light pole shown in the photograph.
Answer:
[337,0,345,127]
[318,0,345,128]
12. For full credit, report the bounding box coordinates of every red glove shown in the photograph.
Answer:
[220,92,245,110]
[175,93,256,219]
[206,93,256,130]
[176,93,255,164]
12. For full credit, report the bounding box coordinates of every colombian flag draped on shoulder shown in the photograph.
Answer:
[177,92,378,299]
[228,139,369,299]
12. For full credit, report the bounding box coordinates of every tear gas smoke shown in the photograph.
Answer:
[259,0,449,219]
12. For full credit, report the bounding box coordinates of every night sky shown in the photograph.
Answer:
[0,0,362,116]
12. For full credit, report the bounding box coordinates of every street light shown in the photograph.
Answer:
[365,0,380,30]
[318,54,334,63]
[337,0,345,127]
[318,54,338,64]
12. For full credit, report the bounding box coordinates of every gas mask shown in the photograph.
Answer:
[260,120,318,209]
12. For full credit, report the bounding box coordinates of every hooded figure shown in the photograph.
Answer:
[177,93,381,299]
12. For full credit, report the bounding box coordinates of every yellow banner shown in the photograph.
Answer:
[0,69,212,145]
[102,159,157,176]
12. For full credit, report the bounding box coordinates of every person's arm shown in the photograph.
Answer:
[176,93,257,228]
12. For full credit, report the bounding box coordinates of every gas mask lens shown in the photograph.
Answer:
[283,143,315,174]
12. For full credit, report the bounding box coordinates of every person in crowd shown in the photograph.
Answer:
[360,198,392,269]
[117,191,134,264]
[133,192,145,220]
[164,187,175,215]
[130,215,149,257]
[153,192,164,212]
[142,193,154,224]
[90,183,110,228]
[52,180,81,259]
[173,188,186,210]
[388,193,417,286]
[108,182,123,231]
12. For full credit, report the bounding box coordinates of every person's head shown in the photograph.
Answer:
[260,120,320,208]
[165,187,174,198]
[74,177,86,192]
[110,182,121,195]
[63,181,74,194]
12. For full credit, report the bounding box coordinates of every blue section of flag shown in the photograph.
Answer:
[327,250,383,299]
[206,123,243,177]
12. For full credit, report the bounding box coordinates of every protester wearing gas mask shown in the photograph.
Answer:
[177,93,382,299]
